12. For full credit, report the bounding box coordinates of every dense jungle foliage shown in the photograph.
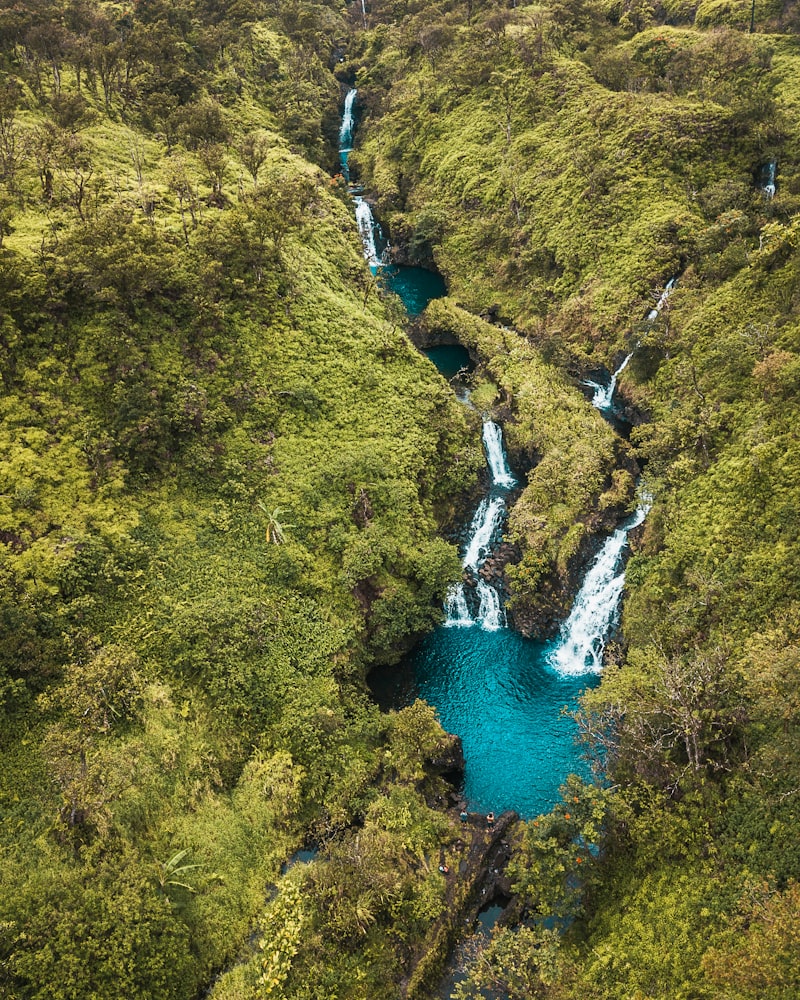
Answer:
[351,0,800,996]
[1,0,800,997]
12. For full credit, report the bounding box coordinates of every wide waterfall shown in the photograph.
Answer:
[548,503,649,675]
[482,420,516,487]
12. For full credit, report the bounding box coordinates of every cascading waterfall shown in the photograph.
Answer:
[462,496,506,571]
[443,583,472,627]
[444,422,515,630]
[647,277,676,322]
[763,160,777,199]
[354,197,383,270]
[548,503,649,675]
[586,277,677,413]
[588,352,633,411]
[339,88,356,148]
[482,420,516,488]
[476,580,504,631]
[338,88,384,271]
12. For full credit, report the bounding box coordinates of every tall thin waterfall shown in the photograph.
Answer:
[763,160,777,200]
[339,88,357,149]
[444,421,514,631]
[483,421,516,488]
[647,277,676,322]
[354,197,382,270]
[586,277,677,413]
[548,503,649,675]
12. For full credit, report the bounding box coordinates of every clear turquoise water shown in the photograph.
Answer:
[383,265,446,315]
[375,628,597,820]
[423,345,473,380]
[368,245,597,821]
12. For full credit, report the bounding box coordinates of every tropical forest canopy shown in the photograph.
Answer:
[0,0,799,997]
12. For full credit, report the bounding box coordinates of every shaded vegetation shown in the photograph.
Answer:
[3,0,800,996]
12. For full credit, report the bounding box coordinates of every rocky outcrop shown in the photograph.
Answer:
[402,810,519,1000]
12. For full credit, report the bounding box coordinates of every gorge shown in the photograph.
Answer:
[2,2,800,999]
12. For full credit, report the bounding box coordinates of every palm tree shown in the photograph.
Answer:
[156,848,203,897]
[256,502,294,544]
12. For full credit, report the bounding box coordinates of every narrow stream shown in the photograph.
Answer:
[341,88,644,821]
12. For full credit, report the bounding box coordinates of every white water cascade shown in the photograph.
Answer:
[548,503,649,676]
[443,583,472,627]
[588,352,633,411]
[339,88,357,149]
[482,420,516,488]
[647,277,676,322]
[462,496,507,571]
[586,277,678,413]
[476,579,504,631]
[354,197,382,269]
[444,422,515,630]
[763,160,777,200]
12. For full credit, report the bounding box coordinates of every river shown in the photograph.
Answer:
[341,87,644,821]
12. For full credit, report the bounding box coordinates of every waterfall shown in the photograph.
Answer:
[482,421,516,488]
[444,583,472,627]
[763,160,776,200]
[339,88,357,149]
[476,579,505,630]
[443,421,515,629]
[647,277,676,322]
[462,496,506,572]
[548,503,649,675]
[588,352,632,411]
[354,197,382,270]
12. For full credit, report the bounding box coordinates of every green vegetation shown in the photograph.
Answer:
[3,0,800,997]
[0,2,482,997]
[348,0,800,996]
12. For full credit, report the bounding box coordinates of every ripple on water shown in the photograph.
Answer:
[378,626,598,820]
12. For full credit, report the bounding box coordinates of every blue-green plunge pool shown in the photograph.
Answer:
[383,265,446,315]
[372,628,598,820]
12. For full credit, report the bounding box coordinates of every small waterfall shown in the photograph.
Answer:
[763,160,776,200]
[647,277,676,322]
[462,496,506,572]
[548,504,649,675]
[339,88,357,149]
[354,197,382,270]
[482,421,516,488]
[444,583,472,627]
[588,352,632,411]
[443,421,515,629]
[476,579,505,630]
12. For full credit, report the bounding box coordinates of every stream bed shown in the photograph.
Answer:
[342,85,641,822]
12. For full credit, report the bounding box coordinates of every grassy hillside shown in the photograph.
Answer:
[349,1,800,996]
[0,2,486,997]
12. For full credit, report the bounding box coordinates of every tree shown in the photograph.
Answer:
[256,503,293,544]
[238,130,271,187]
